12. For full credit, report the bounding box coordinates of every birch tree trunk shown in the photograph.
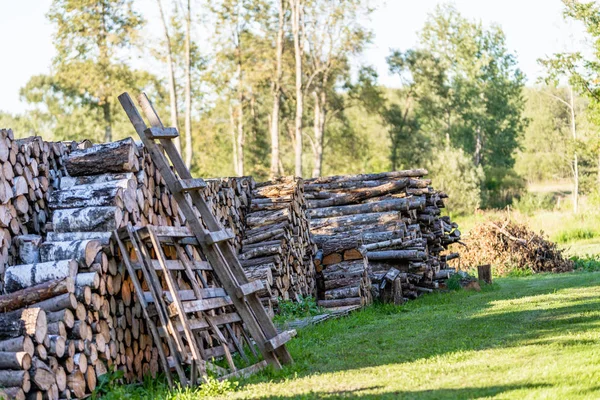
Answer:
[236,55,245,176]
[184,0,193,169]
[570,85,579,214]
[270,0,285,179]
[230,105,239,175]
[102,102,112,143]
[156,0,181,152]
[312,85,327,178]
[292,0,304,177]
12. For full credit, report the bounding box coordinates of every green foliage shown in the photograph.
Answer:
[555,228,598,243]
[274,296,326,322]
[427,146,484,215]
[446,273,463,291]
[512,192,556,215]
[571,254,600,272]
[196,376,239,397]
[92,366,124,399]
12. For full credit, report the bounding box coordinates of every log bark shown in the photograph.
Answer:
[39,240,101,267]
[64,138,138,176]
[0,278,74,312]
[0,308,46,344]
[4,260,78,293]
[51,207,121,233]
[0,352,31,370]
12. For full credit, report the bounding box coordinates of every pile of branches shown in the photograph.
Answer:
[459,219,574,274]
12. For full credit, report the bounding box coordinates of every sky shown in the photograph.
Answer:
[0,0,590,114]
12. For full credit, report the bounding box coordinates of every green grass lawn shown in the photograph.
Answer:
[106,272,600,399]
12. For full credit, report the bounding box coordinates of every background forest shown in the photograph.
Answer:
[2,0,600,221]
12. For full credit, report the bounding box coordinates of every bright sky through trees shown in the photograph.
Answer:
[0,0,588,114]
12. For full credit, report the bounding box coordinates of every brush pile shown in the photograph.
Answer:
[458,218,574,274]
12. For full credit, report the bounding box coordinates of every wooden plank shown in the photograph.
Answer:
[206,229,235,245]
[119,92,291,368]
[171,297,232,315]
[144,127,179,139]
[111,231,176,387]
[235,281,265,299]
[132,259,211,272]
[141,225,192,238]
[174,178,207,192]
[265,330,296,352]
[218,360,268,381]
[158,312,242,337]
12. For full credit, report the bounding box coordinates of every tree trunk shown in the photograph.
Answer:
[570,85,578,214]
[156,0,181,152]
[184,0,193,169]
[236,55,245,176]
[312,89,326,178]
[292,0,304,177]
[102,102,112,143]
[270,0,285,179]
[230,104,239,175]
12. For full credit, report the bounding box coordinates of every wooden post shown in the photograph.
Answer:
[477,264,492,284]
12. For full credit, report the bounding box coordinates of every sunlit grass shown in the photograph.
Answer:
[106,272,600,399]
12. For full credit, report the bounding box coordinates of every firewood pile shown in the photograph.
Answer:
[239,177,317,312]
[306,170,462,307]
[201,177,255,252]
[0,129,87,292]
[0,136,298,398]
[457,218,574,275]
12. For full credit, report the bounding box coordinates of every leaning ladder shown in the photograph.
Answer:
[118,92,294,372]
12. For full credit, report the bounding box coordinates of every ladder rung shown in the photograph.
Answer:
[144,287,227,304]
[132,259,211,271]
[145,126,179,139]
[170,296,232,315]
[264,330,296,352]
[174,178,207,192]
[218,360,268,381]
[235,280,265,299]
[206,229,235,245]
[158,312,242,337]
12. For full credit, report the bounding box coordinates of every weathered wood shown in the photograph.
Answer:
[478,264,492,284]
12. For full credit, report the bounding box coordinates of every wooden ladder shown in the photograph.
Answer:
[114,224,278,387]
[118,92,294,377]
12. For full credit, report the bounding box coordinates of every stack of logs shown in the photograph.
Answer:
[306,170,461,307]
[0,138,173,398]
[0,138,294,398]
[0,129,83,291]
[239,177,317,311]
[201,177,255,252]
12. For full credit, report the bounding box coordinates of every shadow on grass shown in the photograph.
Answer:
[246,383,551,399]
[238,272,600,388]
